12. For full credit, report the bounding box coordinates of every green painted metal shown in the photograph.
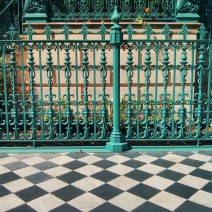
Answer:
[0,7,211,152]
[106,6,128,152]
[0,146,212,154]
[49,0,177,21]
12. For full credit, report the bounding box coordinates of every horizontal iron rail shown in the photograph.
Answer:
[0,40,211,43]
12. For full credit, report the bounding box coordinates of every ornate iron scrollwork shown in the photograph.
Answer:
[23,0,45,13]
[176,0,199,13]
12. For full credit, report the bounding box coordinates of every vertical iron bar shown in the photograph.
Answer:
[136,43,141,140]
[38,43,44,141]
[171,43,177,139]
[2,44,9,140]
[20,43,27,141]
[56,42,62,139]
[75,43,79,139]
[154,42,159,138]
[189,43,195,138]
[93,43,97,139]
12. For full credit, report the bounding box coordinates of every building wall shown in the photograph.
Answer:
[14,22,201,112]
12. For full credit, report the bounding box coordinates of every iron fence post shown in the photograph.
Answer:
[106,6,128,152]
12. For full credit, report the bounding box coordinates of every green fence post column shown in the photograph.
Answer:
[106,7,128,152]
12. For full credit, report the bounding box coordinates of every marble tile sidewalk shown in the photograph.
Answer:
[0,151,211,212]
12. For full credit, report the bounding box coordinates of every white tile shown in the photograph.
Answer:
[168,163,196,174]
[43,166,70,177]
[149,191,186,211]
[22,156,46,165]
[3,178,33,192]
[28,194,64,212]
[49,155,74,165]
[72,177,104,192]
[106,155,130,163]
[68,193,105,211]
[161,154,185,163]
[189,153,211,162]
[75,165,103,176]
[189,190,212,208]
[0,166,10,174]
[0,194,24,211]
[37,178,68,192]
[199,163,212,172]
[13,166,40,177]
[0,157,18,165]
[107,164,134,175]
[142,176,174,190]
[12,154,33,160]
[138,164,165,174]
[134,154,158,163]
[178,175,209,189]
[109,192,146,211]
[108,176,140,191]
[78,155,102,164]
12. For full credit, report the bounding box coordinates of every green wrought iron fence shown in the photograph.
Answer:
[50,0,176,21]
[0,8,211,151]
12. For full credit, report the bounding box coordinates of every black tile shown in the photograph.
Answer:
[0,185,11,197]
[15,186,48,202]
[201,182,212,193]
[151,159,175,168]
[180,158,205,168]
[132,201,170,212]
[90,184,122,200]
[173,152,195,157]
[0,172,21,184]
[91,202,126,212]
[189,169,212,180]
[50,204,81,212]
[92,170,119,182]
[198,151,212,156]
[175,200,212,212]
[9,204,37,212]
[128,183,160,200]
[145,152,168,158]
[63,160,87,170]
[66,152,89,159]
[33,161,57,170]
[0,154,9,158]
[158,170,184,181]
[93,153,115,159]
[165,183,198,199]
[93,160,116,169]
[26,172,53,184]
[4,161,28,171]
[58,171,86,184]
[120,152,141,158]
[122,159,145,169]
[52,185,84,201]
[125,170,153,182]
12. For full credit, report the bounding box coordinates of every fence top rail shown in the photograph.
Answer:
[0,40,211,44]
[1,22,210,41]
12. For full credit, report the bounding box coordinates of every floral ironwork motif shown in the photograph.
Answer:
[50,0,176,20]
[23,0,45,13]
[176,0,199,13]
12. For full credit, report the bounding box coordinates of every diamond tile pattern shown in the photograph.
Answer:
[0,152,211,212]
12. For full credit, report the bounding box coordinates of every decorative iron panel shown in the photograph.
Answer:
[50,0,176,21]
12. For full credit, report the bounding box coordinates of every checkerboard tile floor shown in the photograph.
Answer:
[0,151,211,212]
